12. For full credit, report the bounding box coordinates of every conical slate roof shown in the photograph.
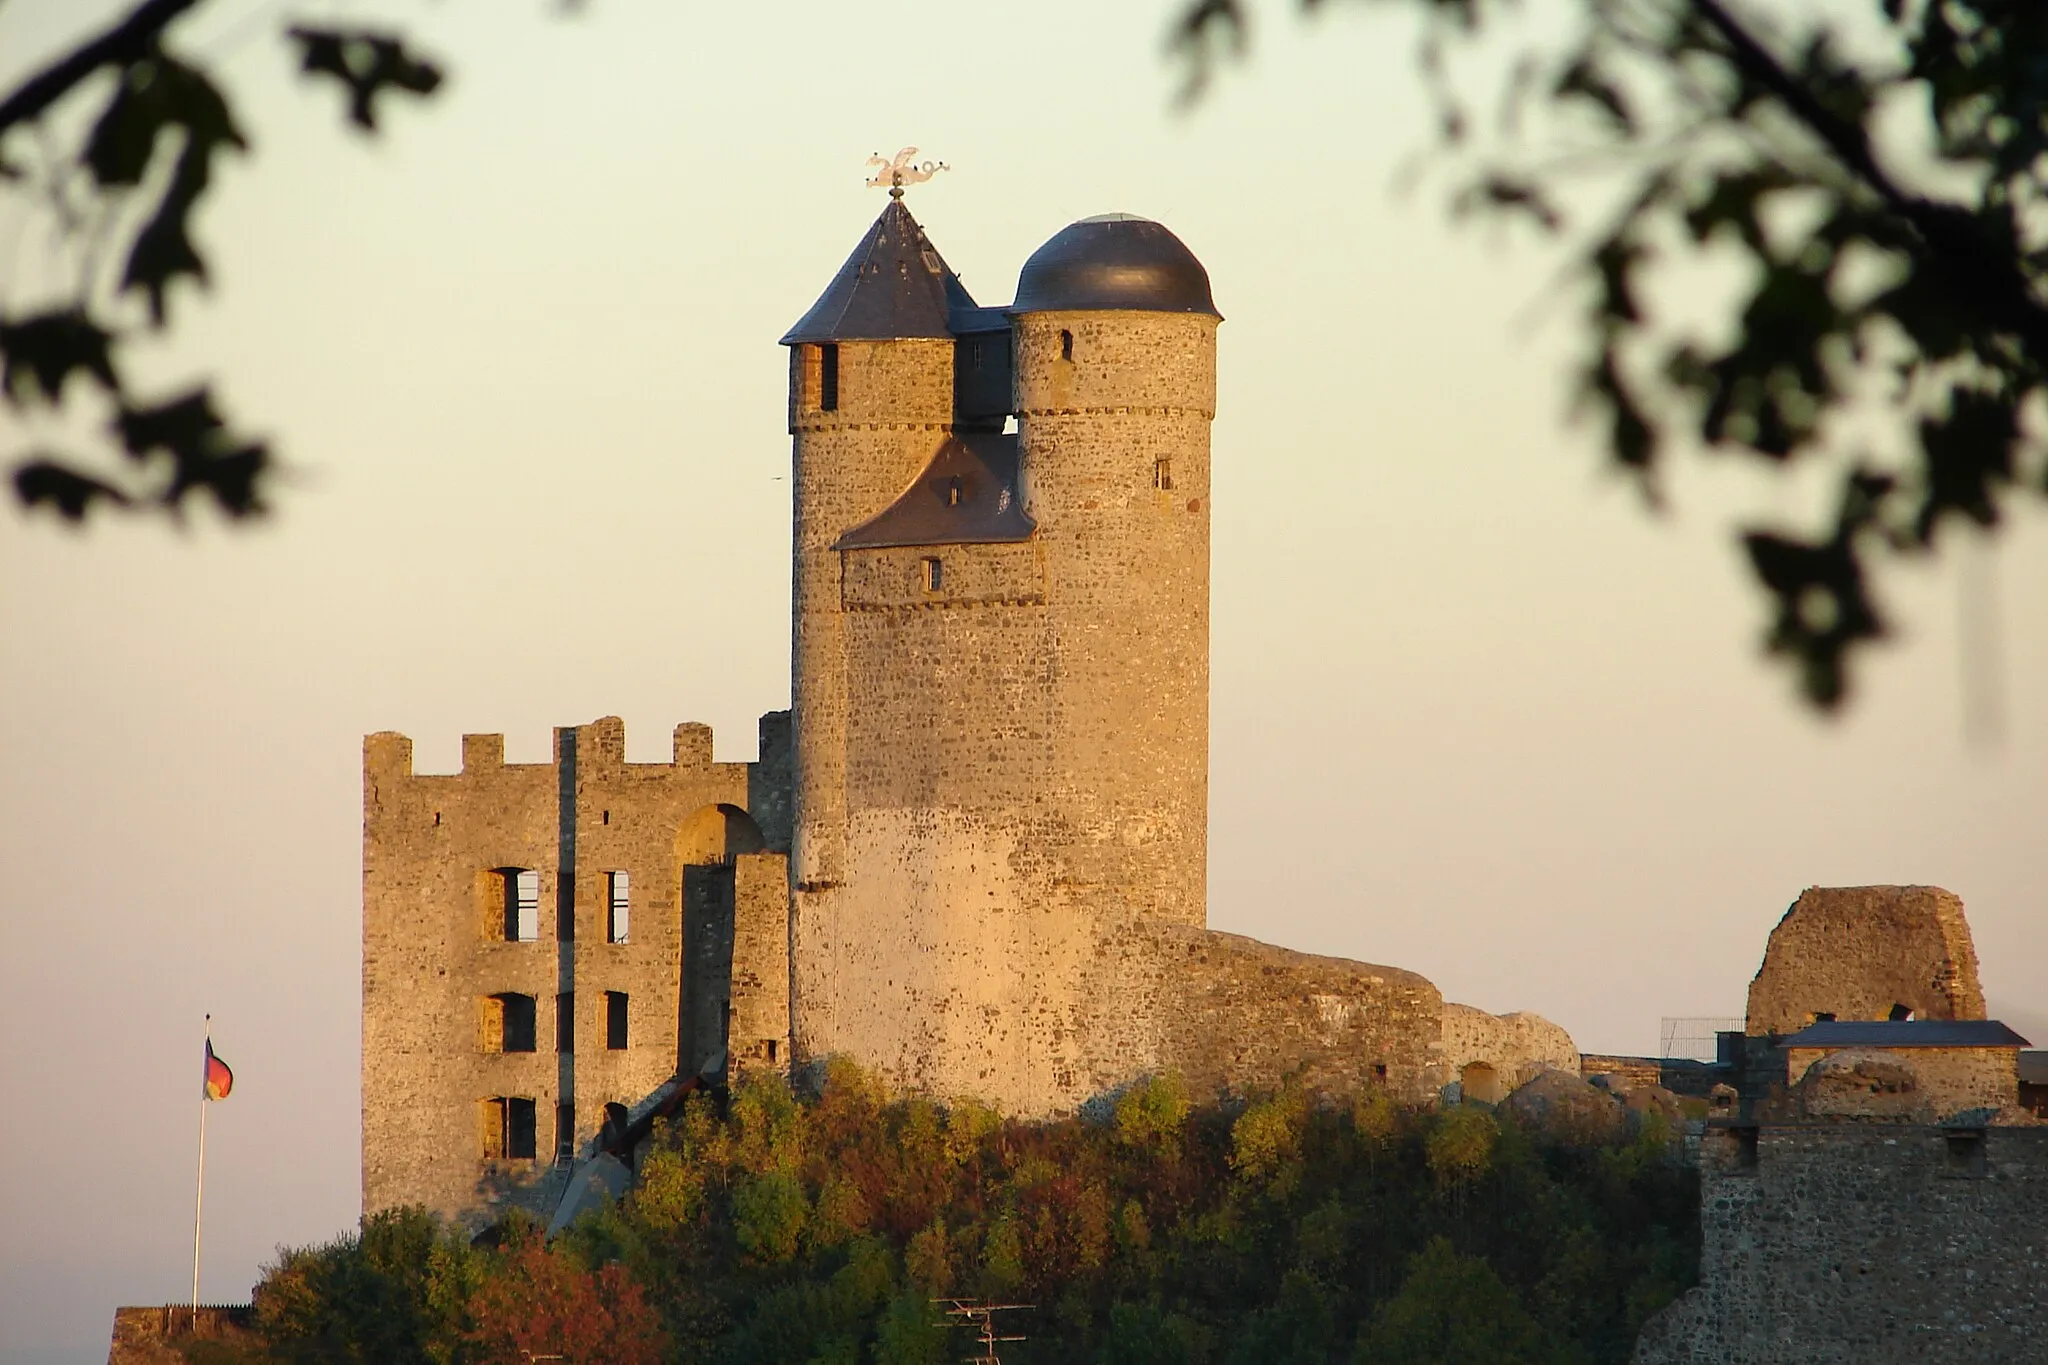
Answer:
[781,200,978,345]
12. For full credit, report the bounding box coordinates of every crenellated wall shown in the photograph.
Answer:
[362,716,787,1225]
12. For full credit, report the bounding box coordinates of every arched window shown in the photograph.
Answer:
[1459,1061,1502,1105]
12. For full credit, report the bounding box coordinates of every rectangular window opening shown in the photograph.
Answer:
[509,1098,536,1159]
[1154,458,1173,492]
[556,992,575,1054]
[607,870,630,944]
[483,1097,537,1160]
[922,556,942,593]
[1946,1129,1988,1177]
[555,1102,576,1164]
[607,991,629,1050]
[497,868,540,942]
[482,992,536,1053]
[1734,1126,1759,1172]
[819,343,839,412]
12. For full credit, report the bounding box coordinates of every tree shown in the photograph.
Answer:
[0,0,443,522]
[464,1238,668,1365]
[1356,1236,1553,1365]
[1178,0,2048,707]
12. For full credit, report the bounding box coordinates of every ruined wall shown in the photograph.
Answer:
[1785,1045,2020,1122]
[1633,1123,2048,1364]
[363,718,782,1224]
[1148,928,1444,1102]
[1746,885,1984,1035]
[1440,1004,1577,1097]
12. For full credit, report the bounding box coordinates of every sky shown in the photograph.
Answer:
[2,1,2043,1360]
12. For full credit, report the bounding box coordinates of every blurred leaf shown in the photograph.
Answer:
[0,310,120,405]
[114,387,269,517]
[288,27,444,131]
[12,457,131,520]
[85,54,243,188]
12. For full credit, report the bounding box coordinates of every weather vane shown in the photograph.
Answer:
[867,146,948,199]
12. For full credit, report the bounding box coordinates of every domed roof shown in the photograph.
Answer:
[1010,214,1219,317]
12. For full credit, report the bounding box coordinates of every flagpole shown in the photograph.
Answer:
[191,1014,209,1329]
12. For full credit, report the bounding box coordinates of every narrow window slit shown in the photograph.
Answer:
[819,343,839,411]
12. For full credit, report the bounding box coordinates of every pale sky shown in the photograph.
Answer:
[2,2,2043,1361]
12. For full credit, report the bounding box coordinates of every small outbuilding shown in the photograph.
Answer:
[1782,1018,2031,1119]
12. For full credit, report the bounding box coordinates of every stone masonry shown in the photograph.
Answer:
[361,200,1577,1224]
[1632,1122,2048,1363]
[1747,884,1985,1035]
[362,715,789,1224]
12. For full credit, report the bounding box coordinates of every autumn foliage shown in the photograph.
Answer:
[236,1062,1696,1364]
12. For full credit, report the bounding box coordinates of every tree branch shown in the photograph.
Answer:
[0,0,202,137]
[1688,0,2048,358]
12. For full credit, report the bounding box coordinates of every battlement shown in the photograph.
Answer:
[364,717,750,781]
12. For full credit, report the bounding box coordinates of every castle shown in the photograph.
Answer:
[360,192,1579,1223]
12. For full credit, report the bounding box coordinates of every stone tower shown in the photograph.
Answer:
[782,205,1221,1112]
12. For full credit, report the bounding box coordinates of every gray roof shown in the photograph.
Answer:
[781,200,978,345]
[1011,214,1219,317]
[1781,1019,2032,1049]
[834,434,1034,550]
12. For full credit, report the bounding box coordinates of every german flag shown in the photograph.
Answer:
[204,1039,233,1102]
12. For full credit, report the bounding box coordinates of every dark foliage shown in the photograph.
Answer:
[0,2,442,523]
[1176,0,2048,707]
[242,1065,1698,1365]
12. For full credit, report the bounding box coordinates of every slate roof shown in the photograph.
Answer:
[781,200,979,344]
[1781,1019,2033,1049]
[834,434,1034,550]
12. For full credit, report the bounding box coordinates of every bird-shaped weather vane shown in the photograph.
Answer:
[866,147,948,199]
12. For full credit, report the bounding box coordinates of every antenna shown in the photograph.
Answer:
[940,1299,1032,1365]
[866,146,949,200]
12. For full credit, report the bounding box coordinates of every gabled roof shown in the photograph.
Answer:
[834,434,1034,550]
[781,200,978,345]
[1781,1019,2032,1049]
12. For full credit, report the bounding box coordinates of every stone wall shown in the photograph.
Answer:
[1633,1122,2048,1363]
[789,306,1220,1117]
[1440,1003,1577,1099]
[1149,927,1445,1102]
[1746,885,1985,1035]
[1785,1044,2020,1122]
[363,717,786,1225]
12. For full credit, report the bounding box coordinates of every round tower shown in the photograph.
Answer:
[1011,214,1220,931]
[781,199,969,892]
[781,206,1220,1114]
